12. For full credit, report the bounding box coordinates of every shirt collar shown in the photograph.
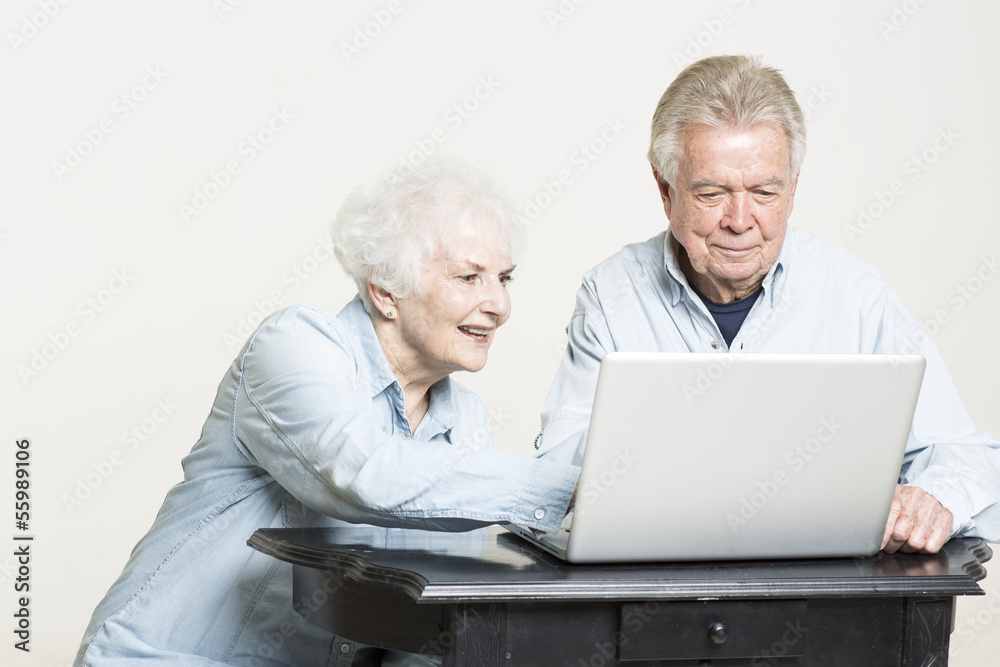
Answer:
[661,227,788,308]
[336,297,459,435]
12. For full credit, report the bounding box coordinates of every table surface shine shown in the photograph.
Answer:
[248,525,991,603]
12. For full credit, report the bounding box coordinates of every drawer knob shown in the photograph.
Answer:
[708,622,729,645]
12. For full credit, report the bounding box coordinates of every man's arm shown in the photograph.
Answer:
[881,289,1000,545]
[536,281,617,466]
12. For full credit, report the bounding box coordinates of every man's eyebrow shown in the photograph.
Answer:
[688,178,726,190]
[751,177,786,189]
[688,177,786,190]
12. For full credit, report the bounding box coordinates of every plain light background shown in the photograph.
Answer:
[3,1,999,664]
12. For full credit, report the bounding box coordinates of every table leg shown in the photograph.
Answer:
[444,603,507,667]
[901,597,954,666]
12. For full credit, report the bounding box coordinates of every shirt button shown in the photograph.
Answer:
[711,340,721,350]
[339,643,351,654]
[534,508,546,520]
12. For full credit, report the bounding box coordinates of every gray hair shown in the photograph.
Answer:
[647,55,806,185]
[332,157,524,312]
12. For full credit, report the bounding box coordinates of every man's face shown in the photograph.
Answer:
[658,123,798,303]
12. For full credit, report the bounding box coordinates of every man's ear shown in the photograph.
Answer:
[651,165,673,219]
[785,170,800,220]
[368,281,398,320]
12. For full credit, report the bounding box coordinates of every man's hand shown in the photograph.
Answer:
[881,484,953,554]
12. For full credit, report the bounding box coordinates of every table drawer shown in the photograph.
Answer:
[618,599,808,661]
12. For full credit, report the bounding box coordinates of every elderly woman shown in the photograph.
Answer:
[74,159,578,666]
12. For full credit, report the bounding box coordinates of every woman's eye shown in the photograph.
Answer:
[500,275,513,285]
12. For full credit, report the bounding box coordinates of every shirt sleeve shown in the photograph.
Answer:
[233,308,578,532]
[536,280,617,467]
[879,289,1000,540]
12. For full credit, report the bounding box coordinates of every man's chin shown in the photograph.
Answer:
[697,266,769,302]
[710,266,763,285]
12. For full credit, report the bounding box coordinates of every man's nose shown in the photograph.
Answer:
[723,194,754,232]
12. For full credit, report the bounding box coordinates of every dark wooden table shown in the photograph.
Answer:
[248,525,991,666]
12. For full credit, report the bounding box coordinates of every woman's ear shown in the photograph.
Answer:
[368,282,398,320]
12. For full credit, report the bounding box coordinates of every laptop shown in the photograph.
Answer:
[508,352,925,563]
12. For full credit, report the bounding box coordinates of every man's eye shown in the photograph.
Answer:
[500,275,513,285]
[460,274,477,282]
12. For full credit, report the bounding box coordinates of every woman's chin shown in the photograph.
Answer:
[456,353,490,374]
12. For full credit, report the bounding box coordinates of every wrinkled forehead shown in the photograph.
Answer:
[422,207,515,266]
[678,123,793,185]
[430,199,511,239]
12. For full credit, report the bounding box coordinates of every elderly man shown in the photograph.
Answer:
[537,55,1000,555]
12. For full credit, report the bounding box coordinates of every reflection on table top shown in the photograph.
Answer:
[248,525,991,603]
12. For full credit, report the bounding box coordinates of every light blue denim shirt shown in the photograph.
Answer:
[538,228,1000,540]
[75,298,578,666]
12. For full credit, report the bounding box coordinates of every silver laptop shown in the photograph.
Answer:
[509,352,925,563]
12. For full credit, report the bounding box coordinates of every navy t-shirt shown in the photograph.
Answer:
[693,287,762,347]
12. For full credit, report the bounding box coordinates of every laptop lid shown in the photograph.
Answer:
[536,353,925,563]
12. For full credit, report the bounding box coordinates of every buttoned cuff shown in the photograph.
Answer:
[514,459,580,532]
[905,475,975,537]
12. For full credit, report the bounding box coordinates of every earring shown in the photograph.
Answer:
[386,311,393,318]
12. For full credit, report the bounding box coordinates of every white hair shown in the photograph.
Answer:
[648,55,807,184]
[332,157,524,312]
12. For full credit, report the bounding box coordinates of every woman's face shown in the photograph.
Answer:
[391,223,514,380]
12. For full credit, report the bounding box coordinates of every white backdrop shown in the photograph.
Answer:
[4,1,999,664]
